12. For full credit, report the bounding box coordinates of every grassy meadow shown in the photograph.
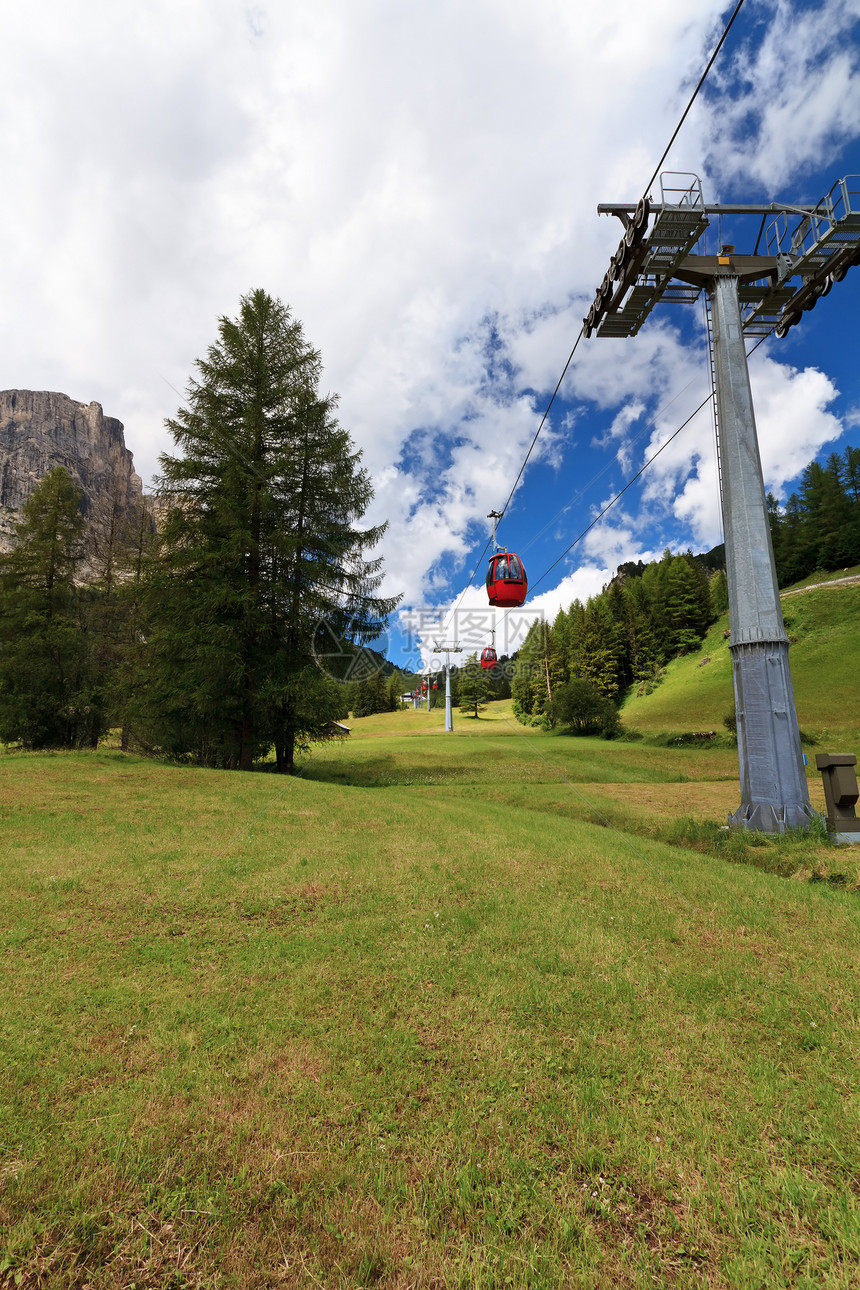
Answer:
[622,574,860,743]
[2,678,860,1288]
[2,579,860,1288]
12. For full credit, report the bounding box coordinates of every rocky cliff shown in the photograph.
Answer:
[0,390,144,550]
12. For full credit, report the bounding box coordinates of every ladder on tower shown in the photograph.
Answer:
[704,293,723,508]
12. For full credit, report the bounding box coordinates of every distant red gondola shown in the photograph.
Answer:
[480,647,497,669]
[486,551,528,608]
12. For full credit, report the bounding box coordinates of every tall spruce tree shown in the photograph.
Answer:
[138,289,398,771]
[512,618,553,722]
[458,653,493,717]
[0,467,106,748]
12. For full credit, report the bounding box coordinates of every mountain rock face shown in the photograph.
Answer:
[0,390,144,550]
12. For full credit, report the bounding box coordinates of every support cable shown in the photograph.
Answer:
[509,330,769,611]
[526,393,713,597]
[437,326,585,634]
[641,0,747,201]
[489,0,748,548]
[519,368,708,558]
[435,0,748,642]
[497,329,585,522]
[441,330,768,662]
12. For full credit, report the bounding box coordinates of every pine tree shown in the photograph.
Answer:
[369,668,388,715]
[774,493,810,586]
[663,552,712,655]
[0,468,106,748]
[458,653,493,717]
[843,446,860,504]
[571,599,623,698]
[137,289,398,771]
[548,607,571,692]
[84,492,156,747]
[511,619,553,722]
[386,671,402,712]
[709,567,729,616]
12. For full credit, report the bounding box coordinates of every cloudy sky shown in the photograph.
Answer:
[3,0,860,668]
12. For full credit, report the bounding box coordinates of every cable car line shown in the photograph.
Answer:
[435,325,586,638]
[526,393,713,599]
[497,328,586,524]
[491,331,768,634]
[489,0,747,545]
[435,0,749,644]
[475,0,748,603]
[516,367,711,561]
[641,0,747,203]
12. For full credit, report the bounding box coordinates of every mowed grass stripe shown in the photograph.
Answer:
[1,748,859,1288]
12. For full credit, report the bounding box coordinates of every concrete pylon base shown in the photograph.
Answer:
[729,801,820,834]
[729,637,813,833]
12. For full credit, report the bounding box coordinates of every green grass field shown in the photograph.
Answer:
[621,577,860,743]
[2,703,860,1287]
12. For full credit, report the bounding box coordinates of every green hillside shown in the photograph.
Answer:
[621,576,860,743]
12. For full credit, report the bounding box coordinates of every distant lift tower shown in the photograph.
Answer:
[432,641,463,732]
[587,173,860,831]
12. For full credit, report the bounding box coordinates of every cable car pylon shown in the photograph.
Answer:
[432,640,462,732]
[588,170,860,832]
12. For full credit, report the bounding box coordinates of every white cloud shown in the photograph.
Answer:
[404,561,617,672]
[698,0,860,190]
[0,1,725,451]
[664,351,843,547]
[0,0,858,629]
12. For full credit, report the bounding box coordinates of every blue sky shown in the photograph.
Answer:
[1,0,859,672]
[387,0,860,671]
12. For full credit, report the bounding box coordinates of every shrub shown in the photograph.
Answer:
[551,678,620,738]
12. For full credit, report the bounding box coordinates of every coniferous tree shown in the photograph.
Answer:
[110,499,158,750]
[619,575,661,689]
[709,567,729,616]
[663,551,712,654]
[136,289,398,771]
[458,653,493,717]
[84,491,156,746]
[386,671,402,711]
[548,607,571,692]
[0,467,107,748]
[511,619,553,722]
[575,595,626,698]
[369,668,388,715]
[800,458,853,571]
[843,446,860,504]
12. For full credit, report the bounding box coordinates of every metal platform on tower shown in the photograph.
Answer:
[590,172,860,340]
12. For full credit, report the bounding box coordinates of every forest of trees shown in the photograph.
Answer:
[768,446,860,586]
[0,291,398,771]
[512,549,719,727]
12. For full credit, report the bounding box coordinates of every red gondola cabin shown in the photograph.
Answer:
[480,647,497,669]
[486,552,527,607]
